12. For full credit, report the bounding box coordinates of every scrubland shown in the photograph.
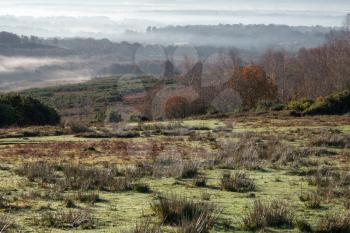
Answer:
[0,113,349,232]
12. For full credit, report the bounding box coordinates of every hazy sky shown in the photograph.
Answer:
[0,0,348,90]
[0,0,348,26]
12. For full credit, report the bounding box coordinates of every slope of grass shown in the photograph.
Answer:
[21,76,160,123]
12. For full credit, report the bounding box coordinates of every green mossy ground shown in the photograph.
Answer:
[0,115,349,232]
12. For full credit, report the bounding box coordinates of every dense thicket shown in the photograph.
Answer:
[288,90,350,116]
[262,34,350,101]
[305,90,350,115]
[0,94,60,127]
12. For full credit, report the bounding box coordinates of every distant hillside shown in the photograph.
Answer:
[0,25,336,91]
[127,24,332,50]
[0,31,66,56]
[21,76,161,123]
[0,24,334,56]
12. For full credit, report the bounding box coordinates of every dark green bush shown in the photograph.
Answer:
[304,90,350,115]
[75,192,101,204]
[0,94,60,127]
[108,111,122,123]
[256,100,284,112]
[133,183,151,193]
[129,114,150,123]
[288,90,350,116]
[0,103,16,126]
[271,103,285,111]
[194,176,207,187]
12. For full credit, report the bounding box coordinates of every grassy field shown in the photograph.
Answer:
[0,113,349,232]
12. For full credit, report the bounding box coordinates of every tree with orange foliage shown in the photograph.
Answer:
[231,64,277,108]
[164,96,190,119]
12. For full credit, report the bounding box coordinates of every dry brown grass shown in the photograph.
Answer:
[242,200,295,231]
[316,211,350,233]
[150,154,202,178]
[218,138,263,169]
[132,219,162,233]
[299,191,322,209]
[0,214,16,232]
[151,193,219,230]
[59,164,136,192]
[221,171,256,193]
[310,132,350,148]
[37,209,96,229]
[15,161,57,182]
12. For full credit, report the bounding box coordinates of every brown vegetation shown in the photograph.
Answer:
[242,200,294,231]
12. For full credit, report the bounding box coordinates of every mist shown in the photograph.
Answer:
[0,0,348,91]
[0,0,348,40]
[0,56,93,91]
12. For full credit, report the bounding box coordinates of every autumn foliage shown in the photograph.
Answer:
[164,96,190,119]
[231,64,277,108]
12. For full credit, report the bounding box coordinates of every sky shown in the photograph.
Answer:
[0,0,348,27]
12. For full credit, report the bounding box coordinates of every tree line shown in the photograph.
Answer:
[154,31,350,119]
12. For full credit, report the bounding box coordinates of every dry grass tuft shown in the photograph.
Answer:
[218,138,263,169]
[310,132,350,148]
[300,191,322,209]
[316,211,350,233]
[151,193,219,231]
[0,214,15,232]
[242,200,294,231]
[37,209,95,229]
[151,155,201,178]
[194,176,208,187]
[59,164,136,192]
[221,171,256,193]
[131,219,162,233]
[75,192,101,204]
[15,161,57,182]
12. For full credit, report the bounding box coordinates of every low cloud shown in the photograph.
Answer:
[0,56,67,73]
[0,56,93,91]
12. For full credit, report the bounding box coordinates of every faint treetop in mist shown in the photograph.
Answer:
[344,14,350,32]
[0,31,21,44]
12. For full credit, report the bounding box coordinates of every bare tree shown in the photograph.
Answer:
[262,49,291,101]
[344,13,350,33]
